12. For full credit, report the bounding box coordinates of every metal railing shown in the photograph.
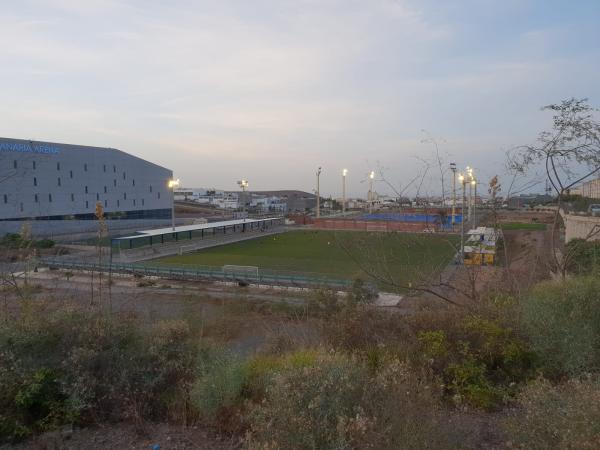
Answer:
[41,258,356,291]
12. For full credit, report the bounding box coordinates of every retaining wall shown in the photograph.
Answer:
[563,213,600,243]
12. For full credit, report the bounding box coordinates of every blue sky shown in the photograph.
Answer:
[1,0,599,197]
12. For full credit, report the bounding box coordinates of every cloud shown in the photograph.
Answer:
[0,0,598,195]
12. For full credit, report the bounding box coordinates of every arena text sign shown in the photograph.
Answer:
[0,141,61,155]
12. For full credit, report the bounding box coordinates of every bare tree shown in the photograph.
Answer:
[514,98,600,276]
[421,129,448,205]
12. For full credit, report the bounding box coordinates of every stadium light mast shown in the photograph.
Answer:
[458,173,466,262]
[316,167,322,219]
[466,166,473,222]
[342,169,348,214]
[237,179,249,218]
[472,178,477,228]
[168,178,180,231]
[369,170,375,214]
[450,162,457,227]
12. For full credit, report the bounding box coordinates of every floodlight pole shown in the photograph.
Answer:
[316,167,322,218]
[459,174,466,263]
[342,169,348,215]
[168,178,180,231]
[450,163,457,227]
[472,179,477,228]
[369,170,375,214]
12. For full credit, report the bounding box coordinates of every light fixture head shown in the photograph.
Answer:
[458,174,464,182]
[369,170,375,179]
[168,178,180,188]
[342,169,348,176]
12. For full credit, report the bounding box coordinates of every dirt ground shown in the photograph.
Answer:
[3,422,241,450]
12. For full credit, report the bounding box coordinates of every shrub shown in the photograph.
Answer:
[0,310,198,443]
[32,239,55,249]
[416,315,534,409]
[247,352,467,450]
[506,377,600,449]
[565,239,600,275]
[520,275,600,376]
[190,348,248,420]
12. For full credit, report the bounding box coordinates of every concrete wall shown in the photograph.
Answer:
[0,218,192,242]
[564,213,600,243]
[311,218,442,232]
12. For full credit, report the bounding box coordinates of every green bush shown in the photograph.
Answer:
[506,377,600,449]
[417,316,534,409]
[190,348,248,420]
[520,276,600,376]
[32,239,55,249]
[0,310,198,443]
[565,239,600,275]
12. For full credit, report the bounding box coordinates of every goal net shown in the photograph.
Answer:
[223,265,259,278]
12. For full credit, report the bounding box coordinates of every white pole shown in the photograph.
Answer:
[316,168,321,219]
[171,194,175,231]
[451,166,456,226]
[342,169,347,215]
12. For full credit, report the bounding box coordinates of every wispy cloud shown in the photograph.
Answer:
[0,0,598,195]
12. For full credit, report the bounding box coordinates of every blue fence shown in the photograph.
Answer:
[357,213,463,229]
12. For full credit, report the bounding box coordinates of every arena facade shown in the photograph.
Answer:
[0,137,173,238]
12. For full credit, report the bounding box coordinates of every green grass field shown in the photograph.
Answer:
[499,222,547,231]
[152,230,458,286]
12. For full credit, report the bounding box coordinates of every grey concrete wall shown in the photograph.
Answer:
[0,218,193,242]
[564,213,600,243]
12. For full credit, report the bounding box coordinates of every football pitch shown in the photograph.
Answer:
[152,230,458,285]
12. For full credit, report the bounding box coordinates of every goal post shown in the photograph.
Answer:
[223,265,259,278]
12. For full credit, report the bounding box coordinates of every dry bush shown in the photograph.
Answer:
[246,351,476,450]
[505,377,600,449]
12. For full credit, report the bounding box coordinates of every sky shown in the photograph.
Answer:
[1,0,599,198]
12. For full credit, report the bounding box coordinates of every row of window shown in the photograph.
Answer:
[33,177,142,187]
[29,194,148,208]
[15,160,126,176]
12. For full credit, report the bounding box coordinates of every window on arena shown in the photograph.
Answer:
[85,186,88,194]
[70,170,73,179]
[48,194,52,202]
[33,177,37,186]
[70,193,74,202]
[132,179,135,186]
[114,179,117,187]
[123,172,126,180]
[113,165,116,173]
[104,186,107,193]
[149,185,153,192]
[103,164,106,172]
[133,199,136,206]
[20,203,23,212]
[34,194,38,203]
[96,193,99,201]
[32,161,36,170]
[3,195,7,204]
[84,164,88,171]
[57,177,61,187]
[117,199,120,207]
[57,162,60,170]
[104,200,107,207]
[86,200,89,209]
[123,192,127,200]
[13,160,17,169]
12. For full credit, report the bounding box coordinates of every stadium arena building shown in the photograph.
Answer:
[0,137,173,238]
